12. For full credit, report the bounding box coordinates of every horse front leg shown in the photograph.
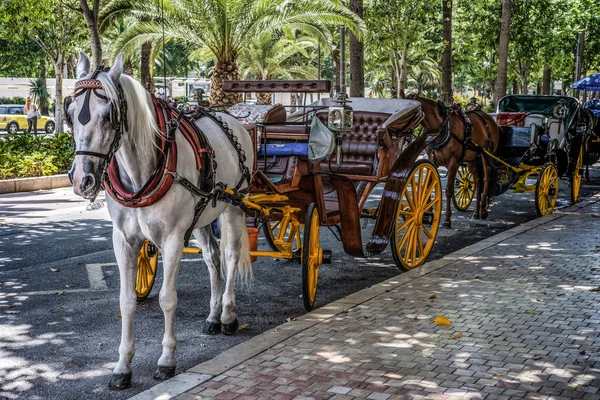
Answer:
[480,157,493,220]
[220,206,252,335]
[443,161,458,228]
[193,226,222,335]
[467,161,481,219]
[109,231,143,390]
[154,236,184,381]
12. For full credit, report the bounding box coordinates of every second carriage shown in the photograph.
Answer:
[452,94,597,216]
[137,80,444,311]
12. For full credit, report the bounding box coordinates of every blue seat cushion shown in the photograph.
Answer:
[257,143,308,157]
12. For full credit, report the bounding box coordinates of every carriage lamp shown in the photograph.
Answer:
[327,92,353,164]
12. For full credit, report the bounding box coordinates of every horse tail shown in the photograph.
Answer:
[219,213,253,286]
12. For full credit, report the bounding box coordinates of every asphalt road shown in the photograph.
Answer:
[1,170,599,400]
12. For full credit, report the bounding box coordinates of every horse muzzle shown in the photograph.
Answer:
[70,160,103,200]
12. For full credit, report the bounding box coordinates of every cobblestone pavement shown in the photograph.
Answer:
[136,198,600,400]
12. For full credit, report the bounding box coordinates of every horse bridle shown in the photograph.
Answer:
[64,67,128,184]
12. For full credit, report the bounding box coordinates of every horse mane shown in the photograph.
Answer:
[96,72,159,157]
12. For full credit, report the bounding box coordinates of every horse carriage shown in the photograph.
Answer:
[136,80,444,312]
[449,95,596,217]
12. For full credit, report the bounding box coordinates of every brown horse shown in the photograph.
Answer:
[410,96,499,227]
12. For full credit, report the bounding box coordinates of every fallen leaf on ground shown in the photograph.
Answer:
[58,306,63,310]
[50,268,59,273]
[591,268,599,271]
[341,309,349,313]
[525,311,535,315]
[492,373,505,378]
[434,316,452,326]
[237,323,248,331]
[98,342,103,346]
[105,313,112,317]
[429,292,437,300]
[451,332,463,339]
[117,312,122,318]
[0,305,12,309]
[285,317,297,322]
[56,291,64,296]
[200,343,206,348]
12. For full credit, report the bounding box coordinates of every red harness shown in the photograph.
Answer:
[104,96,210,207]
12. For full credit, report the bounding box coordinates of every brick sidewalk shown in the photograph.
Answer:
[133,198,600,400]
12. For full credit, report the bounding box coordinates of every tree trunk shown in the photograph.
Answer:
[39,65,49,116]
[574,22,586,98]
[79,3,102,68]
[542,67,551,95]
[141,41,154,92]
[521,73,528,94]
[54,59,64,133]
[512,80,518,94]
[332,48,341,94]
[496,0,511,101]
[210,60,242,108]
[441,0,453,104]
[349,0,364,97]
[398,51,408,98]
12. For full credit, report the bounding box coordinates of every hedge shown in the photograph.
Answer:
[0,132,74,179]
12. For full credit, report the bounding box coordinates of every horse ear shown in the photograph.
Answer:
[108,53,124,82]
[76,52,90,79]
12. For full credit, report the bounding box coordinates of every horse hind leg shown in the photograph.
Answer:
[219,206,253,335]
[480,157,493,220]
[193,226,222,335]
[154,236,185,381]
[109,232,142,390]
[467,161,481,219]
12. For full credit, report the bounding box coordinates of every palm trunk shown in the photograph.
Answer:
[398,51,408,98]
[210,60,242,108]
[441,0,453,104]
[332,48,341,94]
[256,92,272,105]
[349,0,364,97]
[496,0,511,101]
[542,67,551,95]
[141,41,154,92]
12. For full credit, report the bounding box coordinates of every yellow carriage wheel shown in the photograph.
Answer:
[263,219,302,252]
[301,203,322,311]
[391,160,442,271]
[136,240,159,301]
[452,165,475,211]
[535,163,559,217]
[570,146,584,204]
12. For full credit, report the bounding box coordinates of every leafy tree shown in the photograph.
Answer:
[365,0,438,98]
[496,0,510,101]
[441,0,453,103]
[349,0,365,97]
[0,0,85,131]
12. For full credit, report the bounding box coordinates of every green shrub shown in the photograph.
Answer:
[0,96,26,104]
[0,132,74,179]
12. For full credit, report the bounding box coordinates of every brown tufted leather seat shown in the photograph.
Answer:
[316,111,389,176]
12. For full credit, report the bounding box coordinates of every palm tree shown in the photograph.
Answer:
[407,59,442,98]
[108,0,364,107]
[237,33,319,104]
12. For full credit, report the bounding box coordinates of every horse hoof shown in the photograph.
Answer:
[222,319,239,336]
[472,213,480,220]
[442,221,451,229]
[203,321,222,335]
[109,373,132,390]
[153,366,176,381]
[481,212,489,220]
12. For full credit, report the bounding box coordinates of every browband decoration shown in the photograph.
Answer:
[75,79,104,93]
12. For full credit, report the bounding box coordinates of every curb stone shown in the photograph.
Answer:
[0,174,71,194]
[128,193,600,400]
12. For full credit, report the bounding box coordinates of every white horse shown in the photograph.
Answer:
[67,53,253,389]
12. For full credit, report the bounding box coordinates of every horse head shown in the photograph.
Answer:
[67,52,125,200]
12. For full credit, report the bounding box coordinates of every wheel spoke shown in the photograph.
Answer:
[421,224,434,240]
[423,196,441,211]
[396,216,415,233]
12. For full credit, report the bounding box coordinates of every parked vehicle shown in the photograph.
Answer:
[0,104,56,134]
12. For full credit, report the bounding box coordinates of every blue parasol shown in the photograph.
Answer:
[571,72,600,91]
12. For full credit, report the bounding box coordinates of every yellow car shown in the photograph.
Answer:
[0,104,56,134]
